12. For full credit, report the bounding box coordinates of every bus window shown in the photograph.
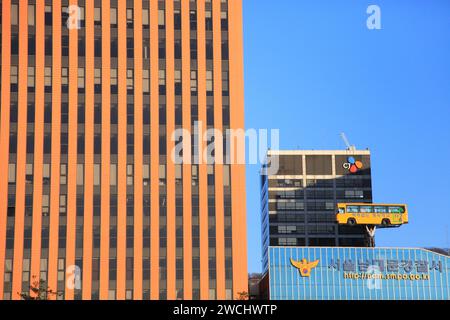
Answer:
[360,206,372,213]
[374,206,387,213]
[338,207,345,214]
[347,206,359,213]
[389,206,404,213]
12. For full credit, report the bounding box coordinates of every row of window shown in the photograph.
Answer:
[9,3,229,31]
[8,65,229,96]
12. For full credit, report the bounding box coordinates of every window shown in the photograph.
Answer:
[11,35,19,55]
[95,37,102,57]
[143,70,150,93]
[62,68,68,92]
[127,38,134,58]
[45,35,52,56]
[174,10,181,30]
[221,11,228,30]
[60,164,67,185]
[222,71,229,95]
[190,71,197,93]
[8,164,16,184]
[94,164,100,186]
[190,39,197,59]
[110,8,117,26]
[94,7,101,26]
[158,10,165,29]
[127,69,134,93]
[77,164,84,186]
[44,67,52,92]
[78,68,85,92]
[11,4,18,25]
[347,206,360,213]
[94,68,101,93]
[28,5,35,26]
[62,36,69,56]
[206,40,213,59]
[43,164,50,185]
[25,164,33,184]
[175,105,182,126]
[175,40,182,59]
[143,39,150,60]
[127,165,133,186]
[28,67,35,90]
[94,133,101,153]
[159,70,166,94]
[42,195,50,216]
[374,206,387,213]
[127,104,134,125]
[143,165,150,186]
[389,206,405,213]
[205,10,212,31]
[142,9,149,29]
[175,70,182,95]
[60,195,67,215]
[111,69,118,93]
[45,5,52,26]
[110,164,117,186]
[206,71,213,94]
[22,259,30,282]
[190,10,197,30]
[78,6,85,28]
[126,8,133,27]
[28,34,36,55]
[10,66,18,91]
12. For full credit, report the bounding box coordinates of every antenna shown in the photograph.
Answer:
[340,132,356,151]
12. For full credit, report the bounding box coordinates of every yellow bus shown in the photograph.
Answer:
[336,203,408,227]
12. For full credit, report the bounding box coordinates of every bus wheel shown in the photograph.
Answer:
[382,219,391,226]
[347,218,356,226]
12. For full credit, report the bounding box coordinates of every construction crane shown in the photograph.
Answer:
[340,132,356,151]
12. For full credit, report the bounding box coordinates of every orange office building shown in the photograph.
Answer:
[0,0,247,300]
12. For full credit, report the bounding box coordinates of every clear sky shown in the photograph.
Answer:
[242,0,450,273]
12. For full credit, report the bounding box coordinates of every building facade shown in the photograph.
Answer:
[261,150,373,272]
[268,247,450,300]
[0,0,247,300]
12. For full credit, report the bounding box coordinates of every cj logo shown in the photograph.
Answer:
[343,157,363,173]
[290,258,319,277]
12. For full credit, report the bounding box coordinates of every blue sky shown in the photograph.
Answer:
[243,0,450,273]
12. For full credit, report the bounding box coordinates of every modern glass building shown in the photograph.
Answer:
[0,0,247,300]
[260,150,373,273]
[268,247,450,300]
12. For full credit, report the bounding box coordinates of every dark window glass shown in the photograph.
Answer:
[127,38,134,58]
[94,37,101,57]
[11,35,19,55]
[94,104,101,124]
[78,37,85,56]
[62,36,69,56]
[44,104,52,123]
[45,36,52,56]
[175,40,182,59]
[174,11,181,30]
[111,104,118,124]
[111,38,118,57]
[190,11,197,31]
[28,34,35,55]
